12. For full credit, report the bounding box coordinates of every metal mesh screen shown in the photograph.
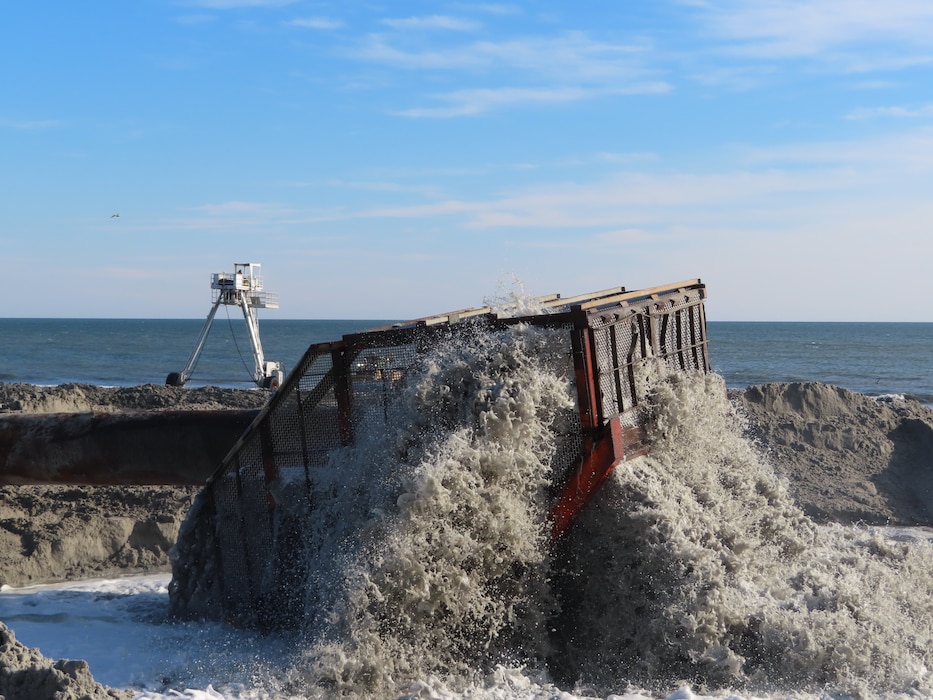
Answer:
[195,328,483,626]
[589,286,709,425]
[172,280,710,627]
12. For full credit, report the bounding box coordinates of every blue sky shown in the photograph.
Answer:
[3,1,933,320]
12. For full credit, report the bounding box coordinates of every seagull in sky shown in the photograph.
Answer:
[110,213,120,218]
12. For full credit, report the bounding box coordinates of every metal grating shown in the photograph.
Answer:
[587,284,708,425]
[169,280,711,627]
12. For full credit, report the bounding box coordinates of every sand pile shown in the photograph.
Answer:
[0,621,130,700]
[0,384,270,589]
[0,382,267,415]
[0,383,270,699]
[734,382,933,525]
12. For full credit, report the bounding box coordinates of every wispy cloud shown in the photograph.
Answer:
[597,152,660,165]
[187,0,297,8]
[296,128,933,234]
[743,126,933,169]
[279,167,852,232]
[195,201,280,215]
[0,118,63,130]
[396,83,669,118]
[174,14,215,25]
[688,64,776,91]
[353,31,663,115]
[355,31,651,79]
[451,3,521,16]
[846,104,933,120]
[696,0,933,61]
[163,200,300,231]
[595,228,657,245]
[326,179,446,197]
[102,267,167,281]
[288,16,343,30]
[381,15,479,31]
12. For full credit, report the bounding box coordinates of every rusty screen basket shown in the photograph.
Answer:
[169,279,710,627]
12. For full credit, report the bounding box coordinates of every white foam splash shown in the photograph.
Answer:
[482,275,554,318]
[561,364,933,697]
[259,331,933,699]
[281,324,576,696]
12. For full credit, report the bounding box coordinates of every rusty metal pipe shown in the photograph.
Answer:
[0,409,259,485]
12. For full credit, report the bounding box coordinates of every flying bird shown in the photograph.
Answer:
[110,213,120,218]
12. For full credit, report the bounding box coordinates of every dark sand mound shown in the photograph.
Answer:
[0,382,268,415]
[0,621,130,700]
[0,384,270,588]
[734,381,933,525]
[0,383,271,698]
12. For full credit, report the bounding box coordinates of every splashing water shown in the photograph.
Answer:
[557,368,933,698]
[483,275,554,318]
[236,324,933,698]
[278,324,577,696]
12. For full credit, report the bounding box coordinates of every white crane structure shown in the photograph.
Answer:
[166,263,284,389]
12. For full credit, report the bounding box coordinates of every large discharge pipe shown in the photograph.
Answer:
[0,409,259,485]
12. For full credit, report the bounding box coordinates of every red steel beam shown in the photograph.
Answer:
[549,417,648,539]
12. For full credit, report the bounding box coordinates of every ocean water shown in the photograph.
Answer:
[0,318,931,402]
[0,318,390,388]
[707,321,933,405]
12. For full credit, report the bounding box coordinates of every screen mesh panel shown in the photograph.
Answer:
[170,281,710,626]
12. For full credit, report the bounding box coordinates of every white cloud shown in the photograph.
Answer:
[688,64,776,91]
[194,201,282,215]
[697,0,933,59]
[353,32,652,80]
[294,127,933,241]
[743,126,933,170]
[597,152,660,165]
[0,118,63,130]
[353,31,664,115]
[353,35,485,69]
[174,14,216,25]
[594,228,657,244]
[156,201,301,231]
[395,83,669,117]
[849,79,902,90]
[846,104,933,120]
[451,3,521,16]
[836,53,933,74]
[381,15,479,31]
[187,0,296,8]
[288,17,343,30]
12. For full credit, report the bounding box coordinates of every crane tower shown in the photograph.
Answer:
[166,263,283,389]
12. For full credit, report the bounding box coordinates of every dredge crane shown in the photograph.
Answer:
[166,262,284,389]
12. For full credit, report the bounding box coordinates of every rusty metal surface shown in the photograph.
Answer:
[0,409,259,485]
